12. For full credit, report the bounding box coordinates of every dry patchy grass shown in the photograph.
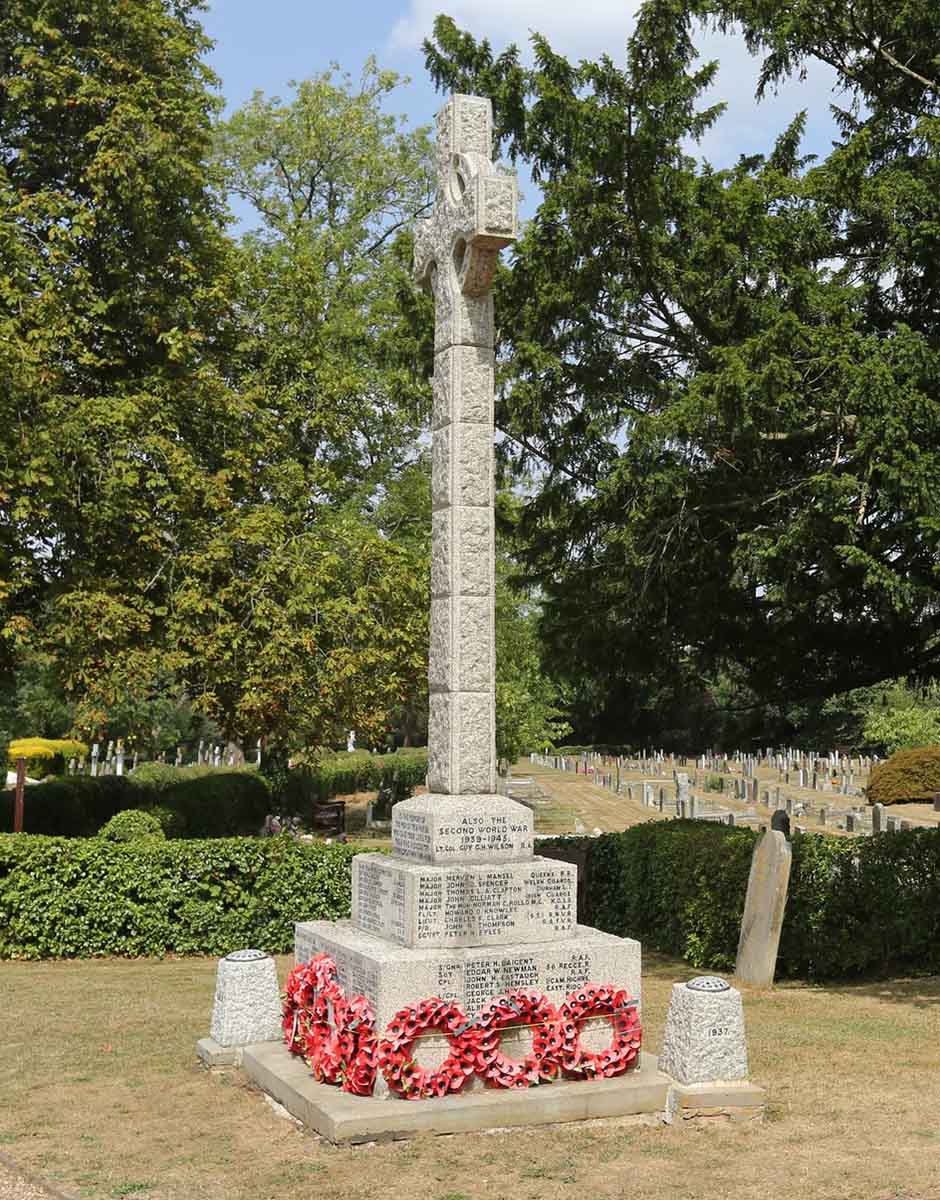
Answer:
[2,952,939,1200]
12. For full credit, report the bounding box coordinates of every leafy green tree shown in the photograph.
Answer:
[213,62,434,509]
[422,5,940,743]
[3,22,435,753]
[495,559,571,766]
[0,0,237,702]
[164,63,437,751]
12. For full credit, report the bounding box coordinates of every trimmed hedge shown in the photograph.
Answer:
[0,768,271,838]
[283,749,427,808]
[543,821,940,980]
[0,834,358,958]
[867,746,940,805]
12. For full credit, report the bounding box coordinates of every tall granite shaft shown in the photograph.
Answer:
[413,93,517,795]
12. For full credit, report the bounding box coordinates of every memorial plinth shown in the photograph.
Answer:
[352,854,578,948]
[301,779,640,1027]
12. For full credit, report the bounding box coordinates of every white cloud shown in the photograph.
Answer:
[390,1,841,166]
[390,0,640,61]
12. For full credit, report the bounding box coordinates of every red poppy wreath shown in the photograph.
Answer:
[476,988,564,1088]
[558,984,642,1078]
[377,998,483,1100]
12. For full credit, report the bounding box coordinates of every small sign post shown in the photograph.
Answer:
[13,756,26,833]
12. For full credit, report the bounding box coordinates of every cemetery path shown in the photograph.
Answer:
[514,761,661,834]
[521,759,940,837]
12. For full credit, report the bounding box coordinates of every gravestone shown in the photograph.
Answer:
[735,830,792,988]
[296,94,640,1042]
[677,772,690,815]
[771,809,790,837]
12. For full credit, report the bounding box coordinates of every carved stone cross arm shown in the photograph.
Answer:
[413,94,518,348]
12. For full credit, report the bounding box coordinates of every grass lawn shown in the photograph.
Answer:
[2,952,939,1200]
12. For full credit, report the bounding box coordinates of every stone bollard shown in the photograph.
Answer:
[659,977,748,1085]
[197,949,282,1066]
[872,803,884,834]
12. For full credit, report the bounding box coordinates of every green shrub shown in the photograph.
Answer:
[588,822,757,972]
[704,774,724,792]
[129,761,188,790]
[571,821,940,980]
[867,746,940,805]
[0,776,150,836]
[146,804,187,838]
[99,809,165,842]
[160,768,271,836]
[0,834,360,958]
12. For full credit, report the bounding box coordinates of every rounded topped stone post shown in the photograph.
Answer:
[659,976,748,1085]
[197,949,282,1066]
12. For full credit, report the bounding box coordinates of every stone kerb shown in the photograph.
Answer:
[351,853,577,949]
[392,792,534,864]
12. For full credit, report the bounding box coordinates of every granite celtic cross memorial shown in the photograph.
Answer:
[294,93,640,1039]
[215,94,766,1137]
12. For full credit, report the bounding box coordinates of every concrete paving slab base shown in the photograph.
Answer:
[196,1036,242,1067]
[238,1042,744,1143]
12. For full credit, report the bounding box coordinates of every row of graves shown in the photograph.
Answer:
[63,738,260,777]
[531,750,940,835]
[194,95,768,1144]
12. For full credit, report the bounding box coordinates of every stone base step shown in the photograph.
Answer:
[242,1043,672,1142]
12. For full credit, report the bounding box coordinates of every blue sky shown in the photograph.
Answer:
[201,1,842,173]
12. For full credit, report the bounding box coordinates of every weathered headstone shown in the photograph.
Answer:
[677,772,690,814]
[735,830,792,988]
[296,95,640,1043]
